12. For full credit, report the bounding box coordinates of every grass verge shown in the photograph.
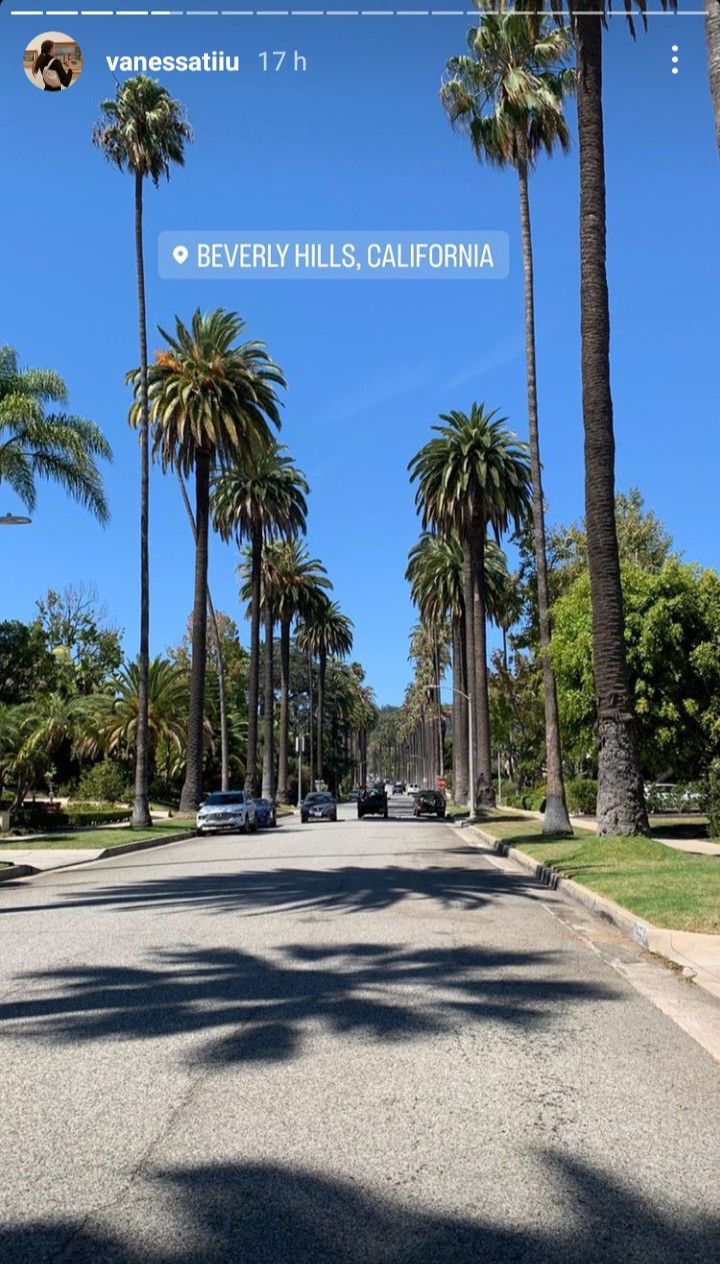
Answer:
[474,811,720,935]
[0,818,195,851]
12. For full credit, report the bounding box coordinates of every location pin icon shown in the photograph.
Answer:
[173,245,189,265]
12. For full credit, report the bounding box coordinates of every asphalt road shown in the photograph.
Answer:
[1,798,719,1263]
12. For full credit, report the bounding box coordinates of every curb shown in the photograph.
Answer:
[0,830,197,879]
[468,823,654,948]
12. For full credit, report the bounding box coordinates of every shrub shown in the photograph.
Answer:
[565,778,597,815]
[13,805,131,834]
[74,761,132,805]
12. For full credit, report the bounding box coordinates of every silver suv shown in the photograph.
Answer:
[197,790,257,835]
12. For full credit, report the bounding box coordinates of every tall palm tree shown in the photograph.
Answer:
[132,308,285,812]
[409,405,531,805]
[706,0,720,151]
[93,76,191,829]
[258,541,331,802]
[296,598,353,784]
[442,9,574,835]
[406,530,508,806]
[176,468,230,790]
[0,346,111,520]
[213,443,307,796]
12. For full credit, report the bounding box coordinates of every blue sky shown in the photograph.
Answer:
[0,8,718,705]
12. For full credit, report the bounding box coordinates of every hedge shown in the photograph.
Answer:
[13,805,132,833]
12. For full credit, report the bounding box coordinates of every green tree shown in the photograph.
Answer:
[135,309,284,811]
[442,8,574,834]
[409,405,531,804]
[94,75,192,829]
[552,560,720,783]
[0,620,58,705]
[35,584,123,695]
[0,345,111,521]
[296,598,353,784]
[213,443,306,796]
[249,540,330,803]
[406,531,509,805]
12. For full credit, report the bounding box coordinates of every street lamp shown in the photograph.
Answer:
[425,684,475,820]
[0,513,31,526]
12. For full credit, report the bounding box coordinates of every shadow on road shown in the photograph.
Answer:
[1,1153,718,1263]
[1,855,543,922]
[0,934,618,1066]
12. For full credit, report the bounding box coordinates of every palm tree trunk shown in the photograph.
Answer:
[176,469,229,791]
[244,527,262,796]
[277,615,291,802]
[517,149,572,837]
[261,598,275,801]
[316,649,326,783]
[307,649,314,782]
[462,535,478,797]
[469,516,494,806]
[179,449,210,812]
[452,620,469,804]
[706,0,720,152]
[131,171,152,829]
[575,11,648,836]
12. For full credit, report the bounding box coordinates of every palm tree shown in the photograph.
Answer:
[406,531,509,806]
[104,656,188,775]
[255,540,331,803]
[213,444,307,796]
[296,597,353,784]
[176,468,230,790]
[132,309,285,812]
[442,9,574,835]
[706,0,720,152]
[93,76,192,829]
[409,406,531,805]
[0,346,111,520]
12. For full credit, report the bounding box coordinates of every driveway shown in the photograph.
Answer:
[1,797,719,1262]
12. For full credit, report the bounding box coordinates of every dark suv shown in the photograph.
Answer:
[357,783,388,819]
[413,789,446,819]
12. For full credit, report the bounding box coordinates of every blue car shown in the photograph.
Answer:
[252,798,277,828]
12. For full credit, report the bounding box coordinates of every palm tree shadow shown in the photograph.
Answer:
[1,1152,717,1263]
[0,939,619,1068]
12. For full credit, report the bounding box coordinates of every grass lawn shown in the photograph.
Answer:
[473,811,720,935]
[0,818,196,851]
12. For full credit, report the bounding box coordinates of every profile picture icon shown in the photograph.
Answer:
[24,31,82,92]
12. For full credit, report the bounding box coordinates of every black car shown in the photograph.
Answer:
[301,791,337,823]
[358,783,388,819]
[413,789,446,819]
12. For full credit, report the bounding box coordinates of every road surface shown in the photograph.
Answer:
[1,797,719,1262]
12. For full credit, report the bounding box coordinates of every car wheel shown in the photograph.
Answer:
[438,811,446,819]
[301,815,307,824]
[357,810,363,819]
[383,808,388,819]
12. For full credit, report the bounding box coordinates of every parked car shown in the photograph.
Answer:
[407,783,420,796]
[413,789,446,819]
[301,791,337,823]
[393,782,406,795]
[358,783,388,819]
[346,788,361,803]
[253,798,277,828]
[197,790,257,835]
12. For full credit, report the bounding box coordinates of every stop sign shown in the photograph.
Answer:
[436,777,446,790]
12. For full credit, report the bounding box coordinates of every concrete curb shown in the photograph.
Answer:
[468,823,654,949]
[0,830,197,879]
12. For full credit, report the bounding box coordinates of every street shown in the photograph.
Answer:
[1,797,719,1262]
